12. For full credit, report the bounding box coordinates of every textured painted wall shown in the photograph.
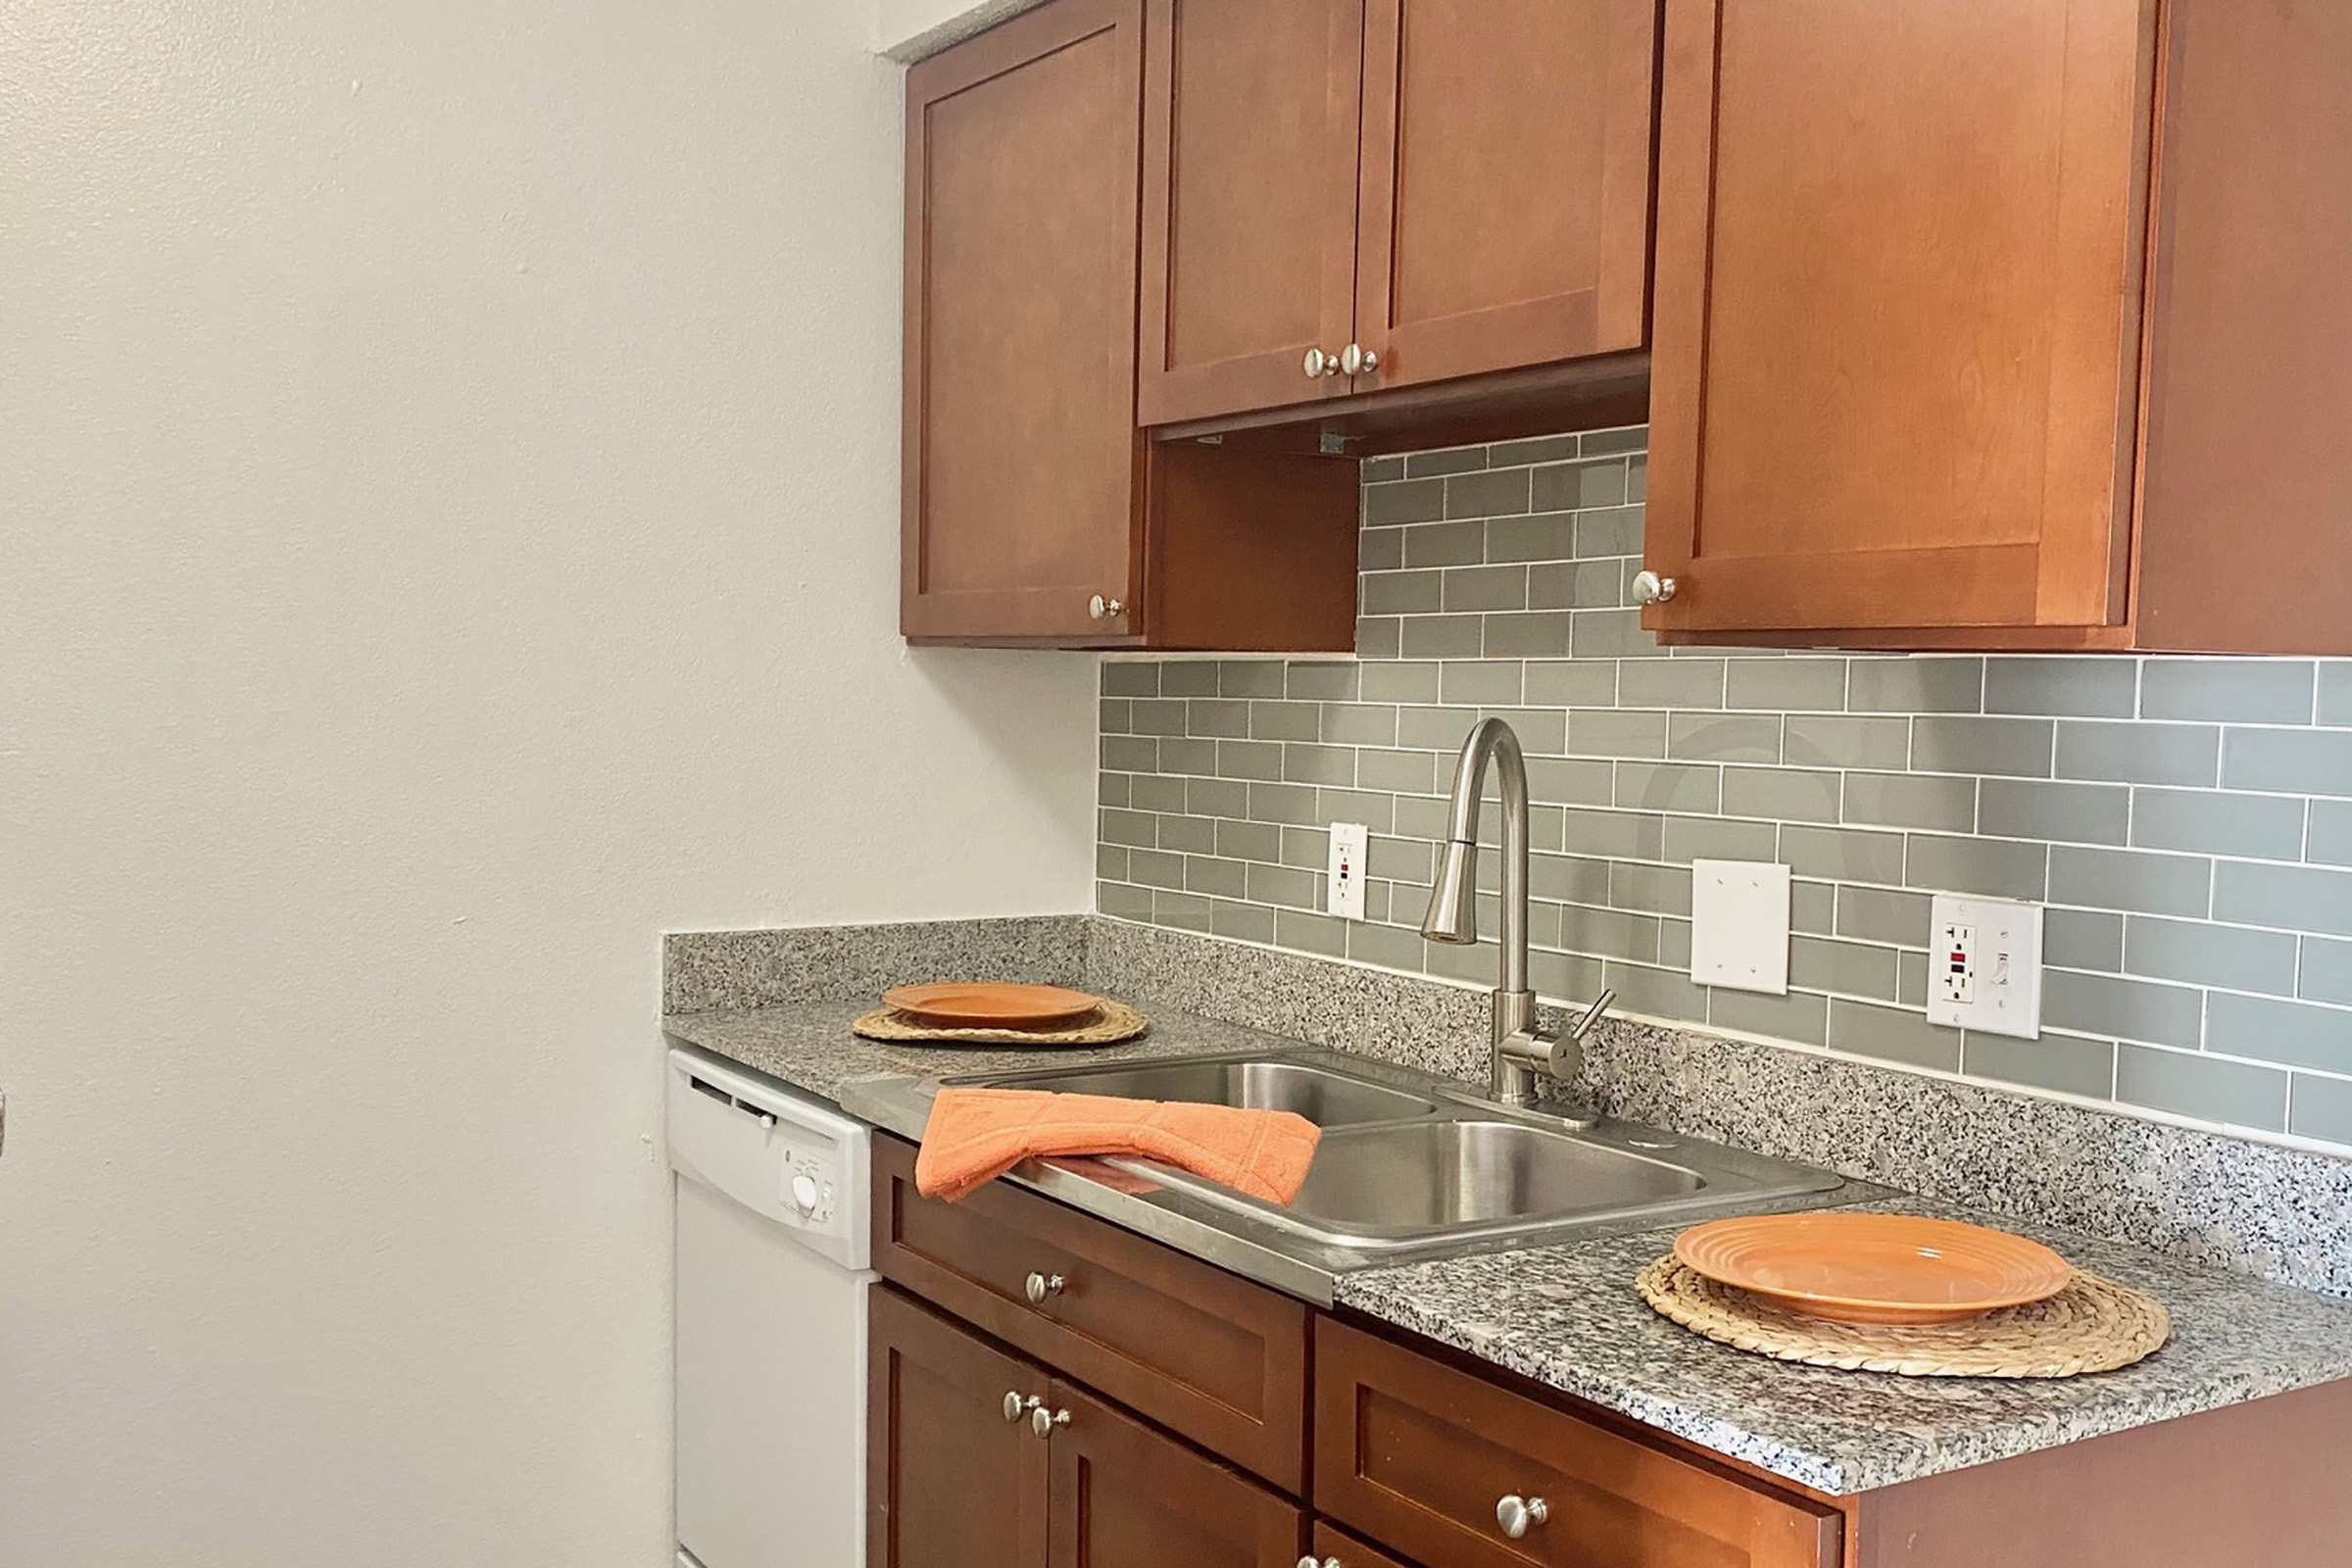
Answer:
[1098,427,2352,1154]
[0,2,1092,1561]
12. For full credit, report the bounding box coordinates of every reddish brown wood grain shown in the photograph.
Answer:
[871,1133,1312,1494]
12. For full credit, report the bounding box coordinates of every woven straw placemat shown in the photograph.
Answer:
[1636,1256,2170,1378]
[851,999,1150,1048]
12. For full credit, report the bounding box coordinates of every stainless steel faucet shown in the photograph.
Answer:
[1422,716,1615,1109]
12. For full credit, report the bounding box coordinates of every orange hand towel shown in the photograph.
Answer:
[914,1088,1320,1205]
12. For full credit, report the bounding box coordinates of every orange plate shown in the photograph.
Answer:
[879,981,1103,1029]
[1675,1213,2073,1326]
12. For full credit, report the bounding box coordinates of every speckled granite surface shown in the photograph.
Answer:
[1571,1017,2352,1301]
[661,998,1288,1108]
[1090,919,2352,1301]
[1338,1194,2352,1494]
[662,916,1089,1015]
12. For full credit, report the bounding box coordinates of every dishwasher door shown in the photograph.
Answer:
[670,1048,873,1568]
[675,1176,868,1568]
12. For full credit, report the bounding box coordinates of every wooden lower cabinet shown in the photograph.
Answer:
[1048,1378,1306,1567]
[870,1283,1304,1568]
[868,1286,1048,1568]
[875,1162,2352,1568]
[871,1132,1311,1494]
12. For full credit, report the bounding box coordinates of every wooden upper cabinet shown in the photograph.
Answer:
[1643,0,2352,652]
[1353,0,1658,393]
[1644,0,2158,638]
[1136,0,1366,425]
[1137,0,1659,428]
[903,0,1146,642]
[905,0,1361,651]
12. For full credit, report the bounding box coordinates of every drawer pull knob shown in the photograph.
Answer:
[1303,347,1343,379]
[1024,1271,1066,1303]
[1631,569,1679,605]
[1340,342,1380,376]
[1088,594,1125,621]
[1001,1391,1040,1424]
[1297,1558,1340,1568]
[1496,1494,1549,1539]
[1030,1404,1072,1439]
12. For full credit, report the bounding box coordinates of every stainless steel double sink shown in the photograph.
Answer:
[844,1047,1850,1302]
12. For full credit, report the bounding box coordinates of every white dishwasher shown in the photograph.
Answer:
[668,1045,874,1568]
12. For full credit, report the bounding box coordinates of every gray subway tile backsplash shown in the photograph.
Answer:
[1096,428,2352,1153]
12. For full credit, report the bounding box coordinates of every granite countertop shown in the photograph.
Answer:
[665,1000,2352,1498]
[1340,1194,2352,1494]
[661,997,1295,1107]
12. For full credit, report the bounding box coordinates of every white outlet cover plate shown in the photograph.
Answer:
[1326,821,1369,921]
[1690,858,1790,995]
[1927,894,2043,1038]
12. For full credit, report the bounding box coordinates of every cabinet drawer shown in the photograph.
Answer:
[872,1133,1310,1494]
[1315,1319,1840,1568]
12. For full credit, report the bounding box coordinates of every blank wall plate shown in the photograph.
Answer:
[1327,822,1369,921]
[1927,894,2043,1038]
[1690,859,1790,995]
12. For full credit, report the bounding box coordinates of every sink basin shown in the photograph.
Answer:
[980,1057,1440,1128]
[1287,1120,1704,1240]
[859,1046,1852,1291]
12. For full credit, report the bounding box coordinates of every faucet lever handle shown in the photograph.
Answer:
[1569,989,1616,1041]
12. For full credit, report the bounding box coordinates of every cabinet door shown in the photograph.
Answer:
[1351,0,1656,391]
[1643,0,2158,635]
[1137,0,1366,425]
[868,1287,1048,1568]
[903,0,1146,641]
[1045,1378,1305,1568]
[1312,1520,1424,1568]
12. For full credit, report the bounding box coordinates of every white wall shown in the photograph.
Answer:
[0,1,1096,1561]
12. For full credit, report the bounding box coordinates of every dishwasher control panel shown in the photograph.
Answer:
[665,1046,872,1271]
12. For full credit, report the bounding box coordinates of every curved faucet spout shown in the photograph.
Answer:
[1420,717,1529,1000]
[1421,716,1609,1110]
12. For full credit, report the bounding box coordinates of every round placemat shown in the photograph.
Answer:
[851,998,1150,1048]
[1636,1256,2170,1378]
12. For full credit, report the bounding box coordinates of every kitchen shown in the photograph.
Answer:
[8,1,2352,1565]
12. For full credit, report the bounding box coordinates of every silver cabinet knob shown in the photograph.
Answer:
[1631,570,1679,606]
[1029,1404,1072,1438]
[1302,347,1343,378]
[1340,342,1380,375]
[1495,1494,1549,1539]
[1297,1558,1339,1568]
[1002,1391,1040,1424]
[1087,595,1124,621]
[1024,1271,1066,1303]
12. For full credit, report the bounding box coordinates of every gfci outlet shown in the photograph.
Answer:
[1927,895,2044,1039]
[1327,822,1369,921]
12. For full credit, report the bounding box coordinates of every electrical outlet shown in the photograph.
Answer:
[1938,922,1977,1005]
[1327,822,1369,921]
[1926,895,2043,1038]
